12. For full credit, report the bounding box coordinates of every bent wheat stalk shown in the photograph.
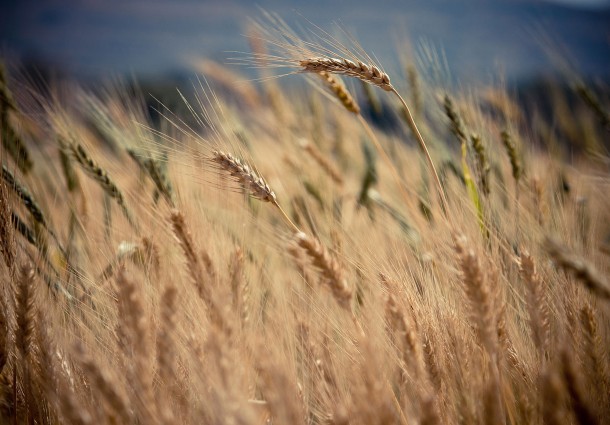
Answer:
[314,71,426,222]
[300,57,448,217]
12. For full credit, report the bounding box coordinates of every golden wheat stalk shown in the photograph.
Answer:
[519,252,550,355]
[69,142,139,232]
[299,139,344,185]
[3,165,48,230]
[294,231,351,310]
[453,235,495,352]
[299,56,448,216]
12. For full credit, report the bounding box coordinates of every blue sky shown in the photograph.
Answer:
[1,0,609,82]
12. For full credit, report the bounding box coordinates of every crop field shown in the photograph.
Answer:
[0,14,609,425]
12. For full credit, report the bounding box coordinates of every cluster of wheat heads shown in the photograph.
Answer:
[1,14,610,425]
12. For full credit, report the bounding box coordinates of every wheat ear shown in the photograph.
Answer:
[74,343,132,423]
[170,211,212,306]
[0,295,7,377]
[211,150,300,232]
[453,235,495,353]
[1,166,45,225]
[519,251,551,355]
[156,285,178,423]
[0,177,15,269]
[301,57,392,91]
[294,232,351,310]
[1,65,33,173]
[381,273,423,379]
[317,71,360,114]
[500,130,522,183]
[579,304,609,408]
[69,142,139,232]
[443,95,467,143]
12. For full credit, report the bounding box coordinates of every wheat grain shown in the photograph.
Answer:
[211,150,300,232]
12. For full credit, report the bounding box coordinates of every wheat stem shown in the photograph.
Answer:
[391,88,448,217]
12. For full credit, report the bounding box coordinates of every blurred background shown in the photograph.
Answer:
[1,0,609,87]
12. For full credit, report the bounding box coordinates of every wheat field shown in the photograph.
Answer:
[0,16,609,425]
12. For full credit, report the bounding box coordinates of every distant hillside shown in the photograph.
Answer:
[1,0,609,82]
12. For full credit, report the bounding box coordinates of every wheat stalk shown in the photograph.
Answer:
[545,237,610,301]
[211,150,276,202]
[298,56,448,216]
[443,95,467,143]
[294,232,351,310]
[74,343,132,423]
[2,165,48,230]
[69,142,139,232]
[500,130,522,183]
[300,139,344,185]
[453,235,495,353]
